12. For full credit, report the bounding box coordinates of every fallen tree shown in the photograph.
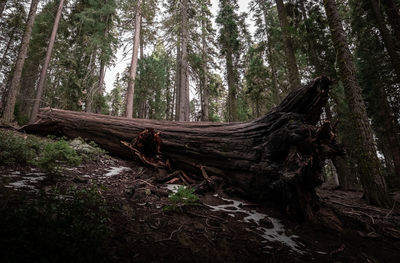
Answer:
[22,76,339,220]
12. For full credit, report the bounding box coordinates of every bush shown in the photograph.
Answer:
[0,185,111,263]
[34,140,82,174]
[0,130,42,165]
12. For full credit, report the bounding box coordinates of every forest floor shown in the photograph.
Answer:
[1,129,400,262]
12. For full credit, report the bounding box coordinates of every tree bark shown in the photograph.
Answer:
[323,0,392,207]
[275,0,302,91]
[1,0,39,124]
[175,39,181,121]
[179,0,189,121]
[200,11,209,121]
[23,76,338,220]
[226,52,238,122]
[126,0,141,118]
[30,0,65,123]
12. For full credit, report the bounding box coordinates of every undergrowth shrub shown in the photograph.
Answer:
[164,186,200,211]
[34,140,82,174]
[0,130,42,165]
[0,185,111,263]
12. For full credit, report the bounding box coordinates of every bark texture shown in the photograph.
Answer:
[323,0,392,207]
[126,0,141,118]
[1,0,39,124]
[179,0,190,121]
[200,13,209,122]
[30,0,65,123]
[23,77,338,220]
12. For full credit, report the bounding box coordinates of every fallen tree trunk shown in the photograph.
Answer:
[22,76,339,220]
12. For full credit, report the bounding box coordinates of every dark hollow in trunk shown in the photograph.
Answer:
[22,76,339,221]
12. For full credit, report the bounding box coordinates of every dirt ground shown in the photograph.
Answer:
[1,150,400,262]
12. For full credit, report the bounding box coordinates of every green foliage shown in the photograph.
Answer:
[0,130,42,165]
[0,185,111,262]
[164,186,200,211]
[34,139,82,174]
[134,46,170,119]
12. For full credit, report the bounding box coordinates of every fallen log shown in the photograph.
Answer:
[22,76,339,220]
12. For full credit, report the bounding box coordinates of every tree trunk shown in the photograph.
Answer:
[226,52,238,122]
[323,0,392,207]
[175,39,181,121]
[126,0,141,119]
[1,0,39,124]
[0,0,6,19]
[165,66,171,120]
[200,14,209,121]
[30,0,64,123]
[85,50,97,113]
[23,77,338,221]
[382,0,400,44]
[179,0,189,121]
[370,0,400,83]
[275,0,301,91]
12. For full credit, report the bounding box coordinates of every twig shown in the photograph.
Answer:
[200,165,212,184]
[385,202,396,218]
[180,170,195,184]
[156,225,184,242]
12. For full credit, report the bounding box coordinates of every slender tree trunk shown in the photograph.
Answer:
[126,0,141,118]
[275,0,301,91]
[171,78,176,121]
[226,52,238,122]
[382,0,400,44]
[85,50,97,113]
[175,39,181,121]
[179,0,189,121]
[30,0,64,123]
[140,16,144,60]
[323,0,391,207]
[0,0,6,19]
[370,0,400,83]
[165,64,171,120]
[200,14,209,121]
[1,0,38,124]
